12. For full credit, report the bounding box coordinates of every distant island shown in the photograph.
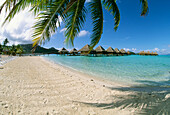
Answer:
[20,44,59,54]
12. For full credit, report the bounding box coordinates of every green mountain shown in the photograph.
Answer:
[20,44,59,54]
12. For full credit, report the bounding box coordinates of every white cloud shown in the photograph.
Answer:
[0,1,62,45]
[0,0,36,45]
[78,30,90,37]
[60,28,67,33]
[168,45,170,47]
[56,16,62,27]
[123,48,137,52]
[154,48,160,52]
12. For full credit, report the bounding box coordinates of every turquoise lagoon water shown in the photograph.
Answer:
[43,55,170,86]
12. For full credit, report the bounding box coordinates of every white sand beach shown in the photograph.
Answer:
[0,56,141,114]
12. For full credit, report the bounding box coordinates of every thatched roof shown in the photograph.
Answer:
[120,49,126,54]
[106,47,115,53]
[59,47,68,53]
[147,51,150,54]
[70,48,78,53]
[151,51,154,54]
[95,45,105,52]
[114,48,120,53]
[139,51,145,55]
[153,52,158,55]
[79,44,94,52]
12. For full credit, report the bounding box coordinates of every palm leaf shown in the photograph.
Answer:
[1,0,51,26]
[89,0,103,48]
[64,0,77,13]
[64,0,86,46]
[140,0,149,16]
[0,1,6,14]
[32,0,67,47]
[103,0,120,31]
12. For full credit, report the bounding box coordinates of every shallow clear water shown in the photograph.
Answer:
[43,55,170,86]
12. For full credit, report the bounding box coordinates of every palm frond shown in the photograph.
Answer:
[2,0,27,25]
[32,0,67,47]
[89,0,103,48]
[64,0,77,13]
[1,0,51,26]
[29,0,53,16]
[103,0,120,31]
[64,0,86,46]
[140,0,149,16]
[0,1,6,14]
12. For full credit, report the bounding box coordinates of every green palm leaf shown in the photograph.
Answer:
[1,0,51,25]
[0,1,6,13]
[89,0,103,49]
[0,0,149,49]
[103,0,120,31]
[32,0,68,47]
[64,0,86,46]
[140,0,149,16]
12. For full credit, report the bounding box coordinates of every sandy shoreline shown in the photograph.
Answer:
[0,56,142,114]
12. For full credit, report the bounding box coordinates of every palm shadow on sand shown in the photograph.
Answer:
[74,80,170,114]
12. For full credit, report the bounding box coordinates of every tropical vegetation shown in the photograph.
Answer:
[0,38,24,56]
[0,0,148,49]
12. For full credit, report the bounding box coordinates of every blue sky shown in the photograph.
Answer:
[0,0,170,54]
[43,0,170,54]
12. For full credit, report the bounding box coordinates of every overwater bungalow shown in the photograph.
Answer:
[78,44,95,56]
[139,51,145,55]
[114,48,120,56]
[151,51,158,56]
[59,47,69,55]
[120,49,127,56]
[70,48,79,56]
[146,51,150,55]
[95,45,106,56]
[106,47,115,56]
[139,51,158,56]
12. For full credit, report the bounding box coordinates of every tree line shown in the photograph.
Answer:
[0,38,24,56]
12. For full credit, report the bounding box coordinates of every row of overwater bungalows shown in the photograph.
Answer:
[45,44,158,56]
[58,44,128,56]
[139,51,158,56]
[57,44,158,56]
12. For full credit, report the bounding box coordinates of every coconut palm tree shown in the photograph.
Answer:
[3,38,9,47]
[16,44,24,56]
[9,44,17,56]
[0,0,148,49]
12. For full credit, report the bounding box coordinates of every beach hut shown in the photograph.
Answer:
[114,48,120,55]
[70,48,79,56]
[146,51,151,55]
[139,51,145,55]
[120,49,127,56]
[59,47,69,55]
[78,44,95,56]
[151,51,154,56]
[153,52,158,56]
[95,45,106,56]
[106,47,115,56]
